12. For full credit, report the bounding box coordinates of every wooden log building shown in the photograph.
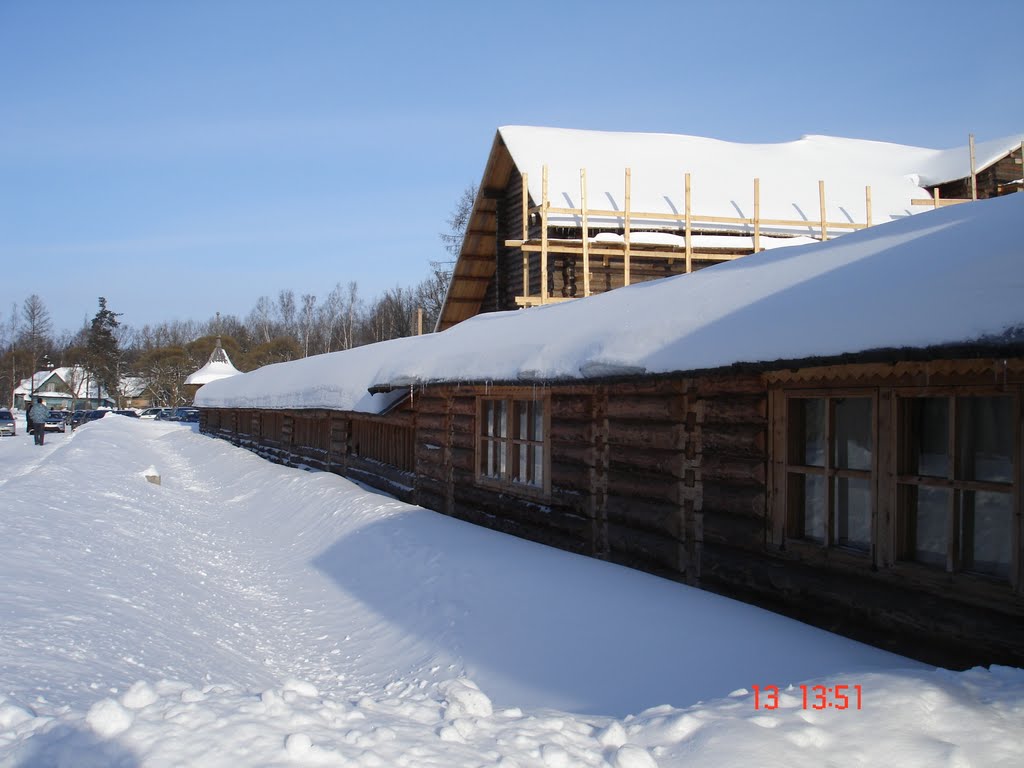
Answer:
[438,127,1024,331]
[198,140,1024,671]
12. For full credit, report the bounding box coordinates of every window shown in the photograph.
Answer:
[786,395,874,553]
[477,394,548,494]
[897,395,1015,580]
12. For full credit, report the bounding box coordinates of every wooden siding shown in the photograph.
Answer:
[199,357,1024,669]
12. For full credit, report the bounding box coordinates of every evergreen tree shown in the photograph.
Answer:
[87,297,122,404]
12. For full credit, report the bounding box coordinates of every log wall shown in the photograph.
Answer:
[199,362,1024,668]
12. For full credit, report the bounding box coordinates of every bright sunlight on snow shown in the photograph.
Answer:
[2,418,1021,766]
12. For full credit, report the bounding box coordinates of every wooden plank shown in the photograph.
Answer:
[581,168,591,297]
[969,133,977,200]
[819,180,827,240]
[685,173,692,273]
[753,177,760,253]
[910,197,972,207]
[539,206,865,231]
[865,185,872,227]
[624,167,631,287]
[522,171,529,299]
[541,164,549,303]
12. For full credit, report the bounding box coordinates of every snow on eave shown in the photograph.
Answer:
[497,126,936,233]
[197,195,1023,414]
[917,133,1024,187]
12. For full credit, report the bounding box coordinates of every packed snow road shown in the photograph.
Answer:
[1,418,1020,767]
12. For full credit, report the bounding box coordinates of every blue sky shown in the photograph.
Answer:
[2,0,1021,335]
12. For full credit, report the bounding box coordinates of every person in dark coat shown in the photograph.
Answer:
[28,397,49,446]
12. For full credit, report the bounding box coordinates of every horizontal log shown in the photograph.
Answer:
[550,419,592,444]
[413,396,450,416]
[701,482,766,518]
[550,460,592,494]
[608,445,684,478]
[689,375,765,397]
[696,423,766,459]
[605,395,686,421]
[451,445,475,473]
[607,421,687,450]
[698,396,767,425]
[416,412,446,432]
[607,467,680,504]
[607,523,684,575]
[701,511,765,551]
[550,395,592,420]
[606,496,683,538]
[698,455,766,485]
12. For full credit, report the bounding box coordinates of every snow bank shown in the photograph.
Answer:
[197,194,1024,413]
[1,415,1021,766]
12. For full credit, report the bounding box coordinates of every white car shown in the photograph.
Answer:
[0,409,15,436]
[139,407,173,420]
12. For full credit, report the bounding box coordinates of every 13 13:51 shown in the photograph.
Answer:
[752,684,863,710]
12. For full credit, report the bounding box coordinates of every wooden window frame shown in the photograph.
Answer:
[894,388,1020,585]
[770,380,1022,593]
[781,389,878,559]
[475,390,551,499]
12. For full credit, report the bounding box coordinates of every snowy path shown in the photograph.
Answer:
[1,419,1021,767]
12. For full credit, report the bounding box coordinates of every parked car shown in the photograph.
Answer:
[139,407,173,420]
[44,410,67,433]
[113,410,140,418]
[0,409,16,436]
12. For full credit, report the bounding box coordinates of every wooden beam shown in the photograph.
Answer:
[541,164,549,304]
[910,197,972,207]
[522,171,529,300]
[685,173,692,273]
[538,205,865,230]
[581,168,591,297]
[624,167,631,287]
[818,180,827,240]
[865,185,872,227]
[514,295,577,307]
[753,177,760,253]
[969,133,977,201]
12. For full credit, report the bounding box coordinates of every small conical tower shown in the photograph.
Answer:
[184,336,241,400]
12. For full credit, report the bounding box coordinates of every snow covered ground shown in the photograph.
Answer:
[1,418,1021,766]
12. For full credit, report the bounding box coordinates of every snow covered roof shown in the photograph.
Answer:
[498,126,1024,233]
[185,339,242,386]
[196,193,1024,414]
[14,366,109,399]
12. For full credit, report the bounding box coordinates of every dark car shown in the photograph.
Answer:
[44,410,67,433]
[0,409,15,437]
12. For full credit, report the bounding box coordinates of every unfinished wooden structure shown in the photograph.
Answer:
[200,348,1024,669]
[439,129,1024,331]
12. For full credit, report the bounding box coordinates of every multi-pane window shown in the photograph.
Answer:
[786,395,874,552]
[478,395,547,493]
[897,395,1015,580]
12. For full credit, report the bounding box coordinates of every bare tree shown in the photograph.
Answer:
[299,293,317,358]
[439,183,478,258]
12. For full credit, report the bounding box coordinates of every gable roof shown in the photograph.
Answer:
[197,193,1024,415]
[439,127,1024,330]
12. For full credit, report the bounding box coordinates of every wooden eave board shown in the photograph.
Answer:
[438,135,518,331]
[765,357,1024,386]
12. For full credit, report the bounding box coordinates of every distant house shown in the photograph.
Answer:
[438,127,1024,330]
[196,192,1024,669]
[13,367,114,410]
